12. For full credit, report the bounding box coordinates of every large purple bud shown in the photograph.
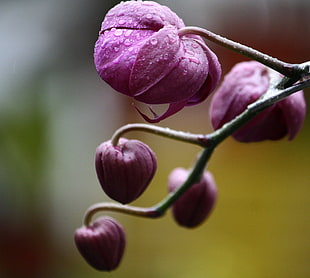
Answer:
[74,217,126,271]
[94,1,221,122]
[210,61,306,142]
[95,138,157,204]
[168,167,217,228]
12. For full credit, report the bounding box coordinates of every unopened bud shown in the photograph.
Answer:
[168,168,217,228]
[210,61,306,142]
[95,138,157,204]
[74,217,126,271]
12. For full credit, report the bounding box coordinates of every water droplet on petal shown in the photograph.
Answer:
[124,39,132,46]
[124,29,133,37]
[114,29,123,37]
[189,57,200,64]
[150,38,158,45]
[182,69,188,76]
[119,19,126,25]
[167,34,177,44]
[114,46,120,52]
[145,14,153,19]
[192,42,199,49]
[163,53,169,60]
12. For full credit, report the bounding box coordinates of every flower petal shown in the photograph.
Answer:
[129,26,180,97]
[134,100,188,123]
[134,38,209,104]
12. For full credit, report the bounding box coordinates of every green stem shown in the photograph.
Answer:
[207,77,310,145]
[83,202,160,226]
[83,147,214,225]
[154,147,214,214]
[85,71,310,225]
[111,123,208,147]
[178,26,302,78]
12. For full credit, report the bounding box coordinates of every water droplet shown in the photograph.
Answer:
[124,39,132,46]
[163,53,169,60]
[114,29,123,37]
[167,34,177,44]
[186,50,195,56]
[192,42,199,49]
[114,46,120,52]
[160,15,166,21]
[145,14,153,19]
[189,57,200,64]
[150,38,158,45]
[182,69,188,76]
[124,29,133,37]
[118,19,126,25]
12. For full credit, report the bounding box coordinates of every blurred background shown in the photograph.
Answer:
[0,0,309,277]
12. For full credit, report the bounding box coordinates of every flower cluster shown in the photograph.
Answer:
[74,0,308,273]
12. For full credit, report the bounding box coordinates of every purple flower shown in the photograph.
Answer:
[210,61,306,142]
[74,216,126,271]
[95,138,157,204]
[94,1,221,122]
[168,168,217,228]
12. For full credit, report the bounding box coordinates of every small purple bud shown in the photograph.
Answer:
[168,168,217,228]
[74,217,126,271]
[95,138,157,204]
[94,1,221,122]
[210,61,306,142]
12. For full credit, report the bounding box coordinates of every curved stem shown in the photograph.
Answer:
[83,147,214,226]
[111,123,209,147]
[179,26,301,78]
[84,77,310,226]
[154,146,214,214]
[83,202,160,226]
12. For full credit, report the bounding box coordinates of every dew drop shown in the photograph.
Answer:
[163,53,169,60]
[189,57,200,64]
[192,42,199,49]
[145,14,153,19]
[118,19,126,25]
[167,34,177,44]
[114,46,120,52]
[124,29,133,37]
[124,39,132,46]
[150,38,158,45]
[182,69,188,76]
[114,29,123,37]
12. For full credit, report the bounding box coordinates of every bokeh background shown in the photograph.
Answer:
[0,0,309,277]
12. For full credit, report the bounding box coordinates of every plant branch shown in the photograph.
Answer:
[83,147,214,225]
[179,26,303,78]
[111,123,208,147]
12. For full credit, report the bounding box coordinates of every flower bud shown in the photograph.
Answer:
[168,168,217,228]
[74,217,126,271]
[95,138,157,204]
[94,1,221,122]
[210,61,306,142]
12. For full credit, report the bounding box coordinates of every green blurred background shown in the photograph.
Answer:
[0,0,309,277]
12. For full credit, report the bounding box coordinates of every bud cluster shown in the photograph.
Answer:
[75,0,308,273]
